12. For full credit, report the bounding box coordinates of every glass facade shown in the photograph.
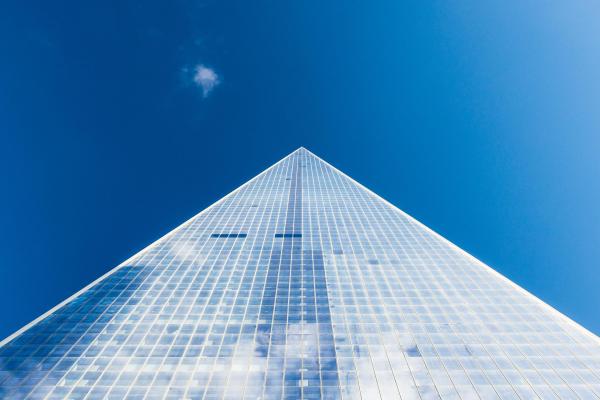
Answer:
[1,147,599,399]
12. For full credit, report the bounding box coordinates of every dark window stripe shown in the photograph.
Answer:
[211,233,247,238]
[274,233,302,238]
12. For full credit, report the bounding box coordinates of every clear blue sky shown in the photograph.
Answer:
[1,1,599,339]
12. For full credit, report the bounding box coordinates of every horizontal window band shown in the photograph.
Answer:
[210,233,248,238]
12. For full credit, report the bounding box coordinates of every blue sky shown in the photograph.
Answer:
[1,1,599,339]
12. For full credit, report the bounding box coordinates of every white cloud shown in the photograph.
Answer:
[193,64,220,98]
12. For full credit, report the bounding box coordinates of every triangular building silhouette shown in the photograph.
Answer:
[1,148,599,399]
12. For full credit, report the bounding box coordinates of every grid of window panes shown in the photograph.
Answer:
[1,148,600,399]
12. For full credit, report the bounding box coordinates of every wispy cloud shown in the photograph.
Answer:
[192,64,220,98]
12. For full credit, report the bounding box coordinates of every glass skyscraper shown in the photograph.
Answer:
[1,148,599,399]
